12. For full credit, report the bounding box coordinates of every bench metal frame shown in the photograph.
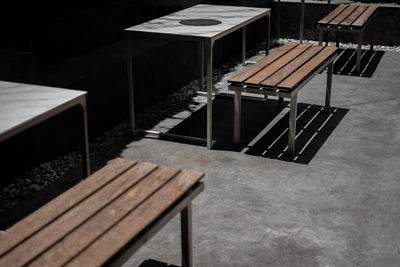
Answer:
[228,54,337,154]
[107,182,204,267]
[317,9,377,73]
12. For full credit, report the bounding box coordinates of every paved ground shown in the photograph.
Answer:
[112,46,400,266]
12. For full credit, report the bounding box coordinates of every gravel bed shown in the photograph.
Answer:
[1,39,398,213]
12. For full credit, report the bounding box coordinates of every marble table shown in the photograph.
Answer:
[0,80,90,177]
[125,4,271,149]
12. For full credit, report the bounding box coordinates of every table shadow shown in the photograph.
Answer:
[139,259,179,267]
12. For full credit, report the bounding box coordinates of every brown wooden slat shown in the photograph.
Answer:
[228,43,297,83]
[0,157,136,257]
[352,6,377,27]
[66,169,204,267]
[260,46,324,88]
[245,44,311,85]
[29,165,181,266]
[341,5,368,26]
[329,5,358,25]
[278,46,337,90]
[0,161,157,267]
[318,4,347,24]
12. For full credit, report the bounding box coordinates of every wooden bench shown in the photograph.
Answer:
[0,157,204,267]
[228,43,338,154]
[317,4,378,72]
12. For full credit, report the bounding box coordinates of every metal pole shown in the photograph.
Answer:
[276,0,281,40]
[181,203,193,267]
[288,93,297,154]
[127,34,135,134]
[242,26,246,65]
[205,40,214,149]
[266,12,270,55]
[233,90,242,145]
[325,62,333,113]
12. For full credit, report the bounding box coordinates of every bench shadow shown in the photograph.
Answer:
[166,96,348,164]
[139,259,179,267]
[333,48,384,78]
[244,103,349,164]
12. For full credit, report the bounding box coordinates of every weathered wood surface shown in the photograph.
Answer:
[228,43,337,91]
[0,157,204,267]
[317,4,377,28]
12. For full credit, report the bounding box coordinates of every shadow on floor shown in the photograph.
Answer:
[166,96,349,164]
[139,259,179,267]
[333,48,384,78]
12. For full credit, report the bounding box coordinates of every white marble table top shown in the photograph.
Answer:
[125,4,270,40]
[0,80,86,142]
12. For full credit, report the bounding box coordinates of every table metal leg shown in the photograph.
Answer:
[242,26,246,65]
[127,34,135,134]
[205,40,214,149]
[80,99,91,177]
[357,30,363,73]
[233,90,242,146]
[325,62,333,113]
[288,93,297,155]
[300,0,305,43]
[199,41,204,91]
[181,203,193,267]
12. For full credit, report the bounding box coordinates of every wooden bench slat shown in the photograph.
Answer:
[318,4,347,24]
[0,161,157,266]
[260,46,324,88]
[0,157,136,257]
[351,6,378,27]
[329,5,358,26]
[228,43,297,83]
[341,5,368,26]
[30,165,181,266]
[277,46,337,90]
[245,44,311,85]
[66,169,204,267]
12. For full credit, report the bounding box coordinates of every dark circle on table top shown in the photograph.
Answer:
[179,19,222,26]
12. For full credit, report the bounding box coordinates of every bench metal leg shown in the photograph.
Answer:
[181,203,193,267]
[205,40,214,149]
[357,30,363,73]
[233,90,242,146]
[199,41,204,91]
[242,26,246,65]
[325,62,333,113]
[335,31,340,47]
[288,93,297,155]
[318,29,323,46]
[278,96,284,107]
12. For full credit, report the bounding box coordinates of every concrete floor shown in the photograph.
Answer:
[113,47,400,267]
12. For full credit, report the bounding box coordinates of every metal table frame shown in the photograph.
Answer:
[0,82,91,177]
[126,4,270,149]
[228,53,337,154]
